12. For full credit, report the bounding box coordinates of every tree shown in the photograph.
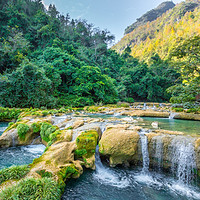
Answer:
[0,61,56,107]
[169,36,200,82]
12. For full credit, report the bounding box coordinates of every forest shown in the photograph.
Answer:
[0,0,199,108]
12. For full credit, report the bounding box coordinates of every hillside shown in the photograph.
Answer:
[113,0,200,61]
[0,0,199,107]
[125,1,175,35]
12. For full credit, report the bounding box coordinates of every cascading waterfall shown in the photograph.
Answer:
[169,112,177,119]
[153,135,164,169]
[94,145,129,188]
[169,136,197,184]
[138,130,150,173]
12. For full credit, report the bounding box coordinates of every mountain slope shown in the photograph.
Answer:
[113,0,200,62]
[125,1,175,35]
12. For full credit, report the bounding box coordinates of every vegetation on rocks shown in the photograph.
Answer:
[40,122,58,142]
[75,130,99,159]
[0,165,30,184]
[0,177,61,200]
[17,123,30,141]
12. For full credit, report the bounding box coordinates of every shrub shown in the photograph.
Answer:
[0,165,30,184]
[17,123,30,140]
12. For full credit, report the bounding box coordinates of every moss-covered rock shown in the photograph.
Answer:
[75,130,99,169]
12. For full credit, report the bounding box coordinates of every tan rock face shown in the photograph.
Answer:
[174,113,200,121]
[99,125,140,166]
[0,117,52,148]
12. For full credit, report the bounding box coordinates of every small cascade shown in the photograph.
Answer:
[153,135,164,169]
[100,122,107,133]
[31,136,41,145]
[169,112,177,119]
[169,136,197,184]
[52,115,68,125]
[143,103,147,110]
[94,146,129,188]
[138,130,150,173]
[12,132,16,147]
[113,112,121,116]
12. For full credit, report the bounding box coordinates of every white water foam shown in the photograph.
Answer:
[167,182,200,199]
[23,144,45,154]
[93,146,129,188]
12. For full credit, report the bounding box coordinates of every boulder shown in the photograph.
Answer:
[99,124,140,166]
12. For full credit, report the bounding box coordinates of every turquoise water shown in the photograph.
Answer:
[0,144,45,170]
[142,117,200,135]
[62,166,200,200]
[81,113,200,135]
[0,122,9,136]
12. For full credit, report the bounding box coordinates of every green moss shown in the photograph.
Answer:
[41,111,49,116]
[59,165,79,180]
[40,122,58,142]
[17,123,30,141]
[0,177,61,200]
[36,170,53,178]
[74,149,87,157]
[76,130,98,159]
[31,122,41,133]
[0,107,22,121]
[0,165,30,184]
[5,122,18,132]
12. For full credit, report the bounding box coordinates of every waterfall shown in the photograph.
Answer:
[169,136,197,184]
[93,145,129,188]
[12,132,16,147]
[169,112,177,119]
[138,130,150,173]
[153,135,164,169]
[31,136,41,145]
[143,103,147,110]
[100,122,107,133]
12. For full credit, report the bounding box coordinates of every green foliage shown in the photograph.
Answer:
[17,123,30,140]
[42,111,49,116]
[172,107,184,112]
[31,122,41,134]
[0,107,22,121]
[59,165,79,180]
[0,165,30,184]
[40,122,57,142]
[0,0,196,107]
[0,178,61,200]
[167,81,200,105]
[36,170,53,178]
[0,62,57,108]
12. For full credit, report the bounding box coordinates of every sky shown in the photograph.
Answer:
[42,0,183,43]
